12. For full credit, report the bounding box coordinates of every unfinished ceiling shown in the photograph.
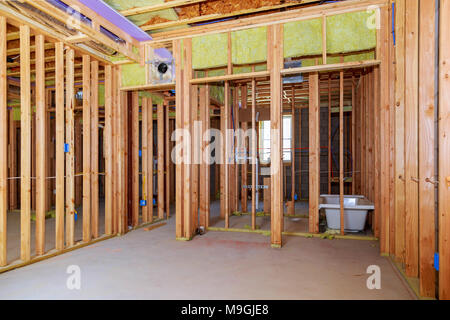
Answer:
[104,0,324,34]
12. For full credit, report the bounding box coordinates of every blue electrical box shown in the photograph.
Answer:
[140,200,147,207]
[435,253,439,271]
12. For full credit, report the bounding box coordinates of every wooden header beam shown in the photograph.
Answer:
[147,0,389,45]
[141,1,317,32]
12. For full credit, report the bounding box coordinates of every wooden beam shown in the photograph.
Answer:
[148,98,154,223]
[281,60,381,76]
[142,97,149,224]
[322,16,327,65]
[290,86,295,215]
[142,1,314,32]
[309,72,320,234]
[404,0,419,275]
[439,0,450,300]
[379,6,391,256]
[241,85,249,214]
[131,92,139,227]
[55,42,65,251]
[157,102,165,220]
[339,71,344,235]
[351,75,356,195]
[165,101,171,219]
[148,0,388,44]
[417,0,437,298]
[224,82,230,229]
[121,0,207,16]
[111,67,118,234]
[190,71,270,85]
[104,65,113,235]
[231,88,238,214]
[82,55,91,243]
[119,88,128,233]
[251,78,257,230]
[328,76,332,194]
[20,25,32,261]
[269,25,283,248]
[35,34,46,255]
[394,0,406,264]
[65,48,75,247]
[9,110,18,211]
[0,16,7,267]
[174,40,184,238]
[183,38,193,238]
[199,86,210,228]
[90,60,99,239]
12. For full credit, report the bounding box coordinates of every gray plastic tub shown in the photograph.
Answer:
[319,195,375,232]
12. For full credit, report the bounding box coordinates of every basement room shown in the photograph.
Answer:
[0,0,449,304]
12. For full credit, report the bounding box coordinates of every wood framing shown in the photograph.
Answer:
[394,0,406,264]
[104,65,113,235]
[251,78,257,230]
[308,72,320,234]
[20,25,32,261]
[241,85,249,214]
[66,48,75,247]
[142,97,150,223]
[379,5,391,256]
[339,71,344,235]
[418,0,436,298]
[55,42,65,251]
[183,38,193,239]
[199,86,210,228]
[157,102,165,220]
[269,24,284,247]
[131,91,140,227]
[439,0,450,300]
[404,1,419,275]
[82,55,92,243]
[121,0,208,16]
[174,39,184,239]
[147,0,388,43]
[165,101,171,219]
[35,34,46,255]
[91,60,99,239]
[148,98,154,223]
[0,16,7,266]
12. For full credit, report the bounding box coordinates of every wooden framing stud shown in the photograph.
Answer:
[20,25,32,261]
[91,60,99,239]
[104,65,113,235]
[131,91,139,227]
[157,102,165,220]
[82,55,92,243]
[0,16,7,266]
[308,72,320,234]
[269,24,284,247]
[439,0,450,300]
[65,48,75,247]
[35,34,46,255]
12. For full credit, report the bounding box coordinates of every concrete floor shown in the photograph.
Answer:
[5,203,106,264]
[0,204,415,300]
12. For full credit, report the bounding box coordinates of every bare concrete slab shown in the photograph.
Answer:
[0,213,415,300]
